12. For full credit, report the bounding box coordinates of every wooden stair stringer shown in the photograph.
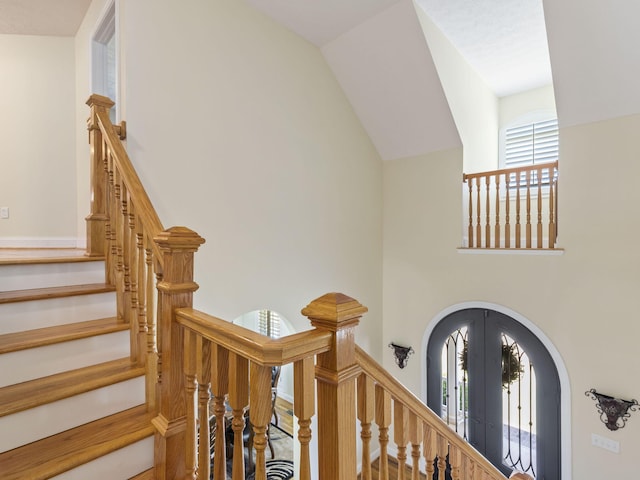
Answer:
[129,468,156,480]
[0,357,145,417]
[0,404,154,480]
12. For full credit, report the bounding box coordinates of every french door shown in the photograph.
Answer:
[426,309,560,479]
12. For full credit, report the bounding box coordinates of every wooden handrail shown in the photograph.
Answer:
[463,161,557,182]
[356,345,508,479]
[175,307,333,364]
[87,94,165,265]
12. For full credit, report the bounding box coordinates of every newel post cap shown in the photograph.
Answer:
[86,93,115,109]
[302,292,368,330]
[154,226,206,252]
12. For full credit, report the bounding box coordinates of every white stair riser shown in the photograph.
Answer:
[51,437,154,480]
[0,377,145,453]
[0,261,105,291]
[0,292,116,335]
[0,330,131,388]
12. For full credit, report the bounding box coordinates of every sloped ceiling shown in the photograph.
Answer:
[322,1,460,161]
[543,0,640,127]
[249,0,640,159]
[0,0,91,36]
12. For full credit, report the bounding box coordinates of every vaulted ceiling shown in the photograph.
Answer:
[3,0,640,161]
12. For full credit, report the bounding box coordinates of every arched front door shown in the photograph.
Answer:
[426,309,560,479]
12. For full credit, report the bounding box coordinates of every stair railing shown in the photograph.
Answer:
[463,162,558,249]
[86,96,518,480]
[86,95,175,458]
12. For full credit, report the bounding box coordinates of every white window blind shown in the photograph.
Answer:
[258,310,281,338]
[504,118,558,168]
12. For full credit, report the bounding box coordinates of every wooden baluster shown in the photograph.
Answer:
[357,373,374,480]
[152,227,205,480]
[537,167,543,248]
[466,177,474,247]
[85,95,112,258]
[229,353,249,480]
[211,344,229,480]
[376,385,392,480]
[436,434,448,480]
[113,170,125,323]
[525,170,532,248]
[184,330,197,480]
[127,197,139,362]
[136,227,147,368]
[302,293,367,480]
[197,337,212,480]
[120,183,132,327]
[505,172,511,248]
[449,444,461,480]
[145,238,159,413]
[515,171,522,248]
[294,356,315,480]
[475,177,481,247]
[249,363,273,480]
[423,424,436,480]
[408,412,422,480]
[105,150,116,285]
[549,167,556,248]
[394,401,409,480]
[494,174,501,248]
[554,165,559,245]
[485,175,491,248]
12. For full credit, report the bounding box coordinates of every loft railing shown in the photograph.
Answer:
[86,95,520,479]
[463,162,559,249]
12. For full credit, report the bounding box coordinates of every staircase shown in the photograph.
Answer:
[0,249,154,479]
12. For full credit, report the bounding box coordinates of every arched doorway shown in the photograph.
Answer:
[426,309,561,479]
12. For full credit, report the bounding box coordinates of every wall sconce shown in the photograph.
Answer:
[389,342,414,369]
[585,389,638,431]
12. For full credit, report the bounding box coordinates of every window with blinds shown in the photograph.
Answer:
[258,310,281,338]
[504,118,558,186]
[505,118,558,168]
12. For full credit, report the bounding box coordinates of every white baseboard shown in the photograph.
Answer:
[0,237,82,248]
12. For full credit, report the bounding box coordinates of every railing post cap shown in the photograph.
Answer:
[86,94,115,109]
[154,226,206,252]
[302,292,367,327]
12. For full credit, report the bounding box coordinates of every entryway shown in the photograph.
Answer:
[426,309,561,479]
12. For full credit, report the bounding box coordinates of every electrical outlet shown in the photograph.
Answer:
[592,433,620,453]
[0,207,8,219]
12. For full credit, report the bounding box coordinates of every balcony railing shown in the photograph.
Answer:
[462,162,558,250]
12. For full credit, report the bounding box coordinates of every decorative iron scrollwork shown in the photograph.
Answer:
[585,389,638,431]
[389,342,414,369]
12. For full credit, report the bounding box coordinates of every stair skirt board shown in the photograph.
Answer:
[0,261,106,291]
[0,330,130,387]
[0,376,145,453]
[0,292,116,335]
[49,436,154,480]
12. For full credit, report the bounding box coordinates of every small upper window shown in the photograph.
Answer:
[258,310,281,338]
[503,118,559,169]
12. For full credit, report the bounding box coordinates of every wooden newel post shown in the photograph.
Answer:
[85,94,114,258]
[151,227,205,480]
[302,292,368,480]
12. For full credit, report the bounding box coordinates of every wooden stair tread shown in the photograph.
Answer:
[0,283,115,304]
[0,248,102,266]
[0,405,154,480]
[129,468,155,480]
[0,357,144,417]
[0,317,125,354]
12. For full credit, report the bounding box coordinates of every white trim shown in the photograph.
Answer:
[0,237,81,248]
[457,246,564,255]
[420,302,572,480]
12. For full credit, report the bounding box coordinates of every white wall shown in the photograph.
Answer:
[74,0,383,355]
[414,2,498,173]
[499,84,557,129]
[0,35,76,246]
[383,114,640,479]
